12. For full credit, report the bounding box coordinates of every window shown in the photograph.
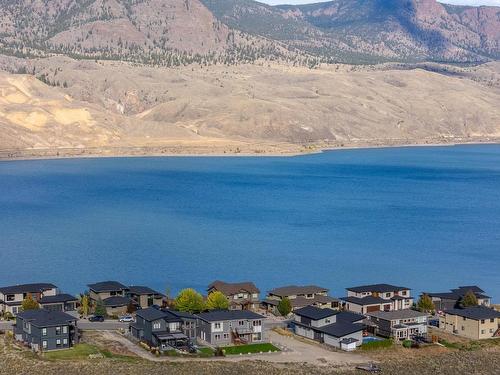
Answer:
[214,323,221,329]
[252,294,258,299]
[463,317,466,321]
[491,319,495,323]
[481,320,485,324]
[238,320,245,326]
[63,326,68,334]
[252,320,261,326]
[6,294,15,302]
[55,326,61,335]
[461,326,465,331]
[12,307,18,314]
[306,294,313,298]
[385,293,391,298]
[325,319,331,324]
[481,330,485,334]
[56,339,61,347]
[63,338,68,345]
[223,333,229,339]
[42,341,47,349]
[490,329,494,333]
[214,334,221,340]
[153,322,161,329]
[42,328,47,336]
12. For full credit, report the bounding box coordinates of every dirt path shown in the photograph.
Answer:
[99,331,369,367]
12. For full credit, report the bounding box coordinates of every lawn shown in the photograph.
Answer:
[44,343,138,362]
[360,338,394,350]
[198,347,215,356]
[223,343,280,355]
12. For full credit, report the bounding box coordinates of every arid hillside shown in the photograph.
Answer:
[1,56,499,158]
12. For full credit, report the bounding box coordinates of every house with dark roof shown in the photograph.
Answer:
[39,294,78,313]
[366,309,429,339]
[423,286,491,312]
[293,306,365,351]
[207,281,260,311]
[439,306,500,340]
[0,283,58,316]
[14,309,78,351]
[196,310,265,346]
[130,307,192,351]
[128,286,165,310]
[87,281,131,316]
[262,285,339,313]
[341,284,413,314]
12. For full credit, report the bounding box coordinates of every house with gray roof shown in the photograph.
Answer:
[39,294,78,312]
[341,283,413,314]
[293,305,365,351]
[87,281,133,316]
[128,286,165,310]
[0,283,58,316]
[423,286,491,312]
[14,309,78,351]
[262,285,339,313]
[439,306,500,340]
[366,309,429,339]
[130,307,192,351]
[207,281,260,311]
[196,310,265,346]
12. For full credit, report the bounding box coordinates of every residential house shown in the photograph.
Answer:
[293,306,365,351]
[197,310,265,346]
[129,286,165,309]
[341,284,413,314]
[39,294,78,312]
[130,307,191,351]
[87,281,133,316]
[0,283,58,316]
[207,281,260,310]
[262,285,339,313]
[165,309,199,341]
[366,309,429,340]
[424,286,491,312]
[14,309,78,351]
[439,306,500,340]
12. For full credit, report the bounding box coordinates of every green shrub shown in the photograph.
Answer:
[403,340,412,348]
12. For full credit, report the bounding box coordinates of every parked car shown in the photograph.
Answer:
[89,315,105,322]
[118,315,134,323]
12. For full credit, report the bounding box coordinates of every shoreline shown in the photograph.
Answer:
[1,137,500,162]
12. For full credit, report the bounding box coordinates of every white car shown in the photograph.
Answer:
[118,315,134,323]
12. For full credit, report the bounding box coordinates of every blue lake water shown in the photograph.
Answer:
[1,145,499,301]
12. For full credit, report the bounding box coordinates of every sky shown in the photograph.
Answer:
[262,0,500,6]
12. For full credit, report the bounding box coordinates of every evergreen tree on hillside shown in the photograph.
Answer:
[277,297,292,317]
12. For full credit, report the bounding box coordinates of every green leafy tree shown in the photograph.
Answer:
[277,297,292,317]
[21,295,40,311]
[174,288,205,313]
[460,291,478,307]
[80,294,90,317]
[94,298,107,316]
[417,294,435,313]
[206,291,229,310]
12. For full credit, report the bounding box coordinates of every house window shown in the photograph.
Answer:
[55,326,61,335]
[56,339,61,347]
[490,329,494,333]
[325,319,331,324]
[6,295,15,301]
[461,326,465,331]
[42,328,47,336]
[252,320,261,326]
[63,338,68,345]
[12,307,18,314]
[385,293,391,298]
[306,294,313,298]
[214,323,221,329]
[481,330,485,334]
[252,294,258,299]
[463,317,466,321]
[63,326,68,334]
[490,319,495,323]
[238,320,245,326]
[42,341,47,349]
[223,333,229,339]
[481,320,485,324]
[153,322,161,329]
[214,334,221,340]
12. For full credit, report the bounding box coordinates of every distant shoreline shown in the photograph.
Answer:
[1,137,500,162]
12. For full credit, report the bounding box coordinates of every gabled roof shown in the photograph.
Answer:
[425,286,490,300]
[88,281,127,293]
[456,286,485,294]
[208,281,260,295]
[39,294,78,304]
[294,306,337,320]
[444,306,500,320]
[341,296,388,306]
[197,310,264,322]
[102,296,132,307]
[166,310,197,320]
[335,311,366,323]
[136,307,171,322]
[317,322,364,338]
[128,285,165,297]
[268,285,328,297]
[17,309,76,327]
[346,284,409,293]
[367,309,428,321]
[0,283,57,295]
